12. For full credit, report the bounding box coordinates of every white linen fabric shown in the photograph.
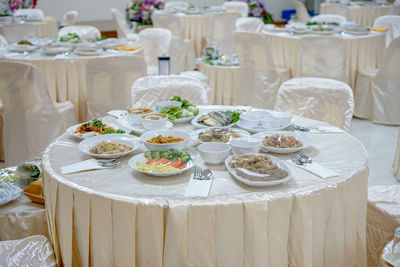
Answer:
[373,15,400,47]
[378,235,400,267]
[0,61,77,167]
[86,56,147,120]
[138,28,172,74]
[235,17,264,32]
[131,75,208,107]
[209,12,241,55]
[42,108,368,267]
[0,20,58,44]
[299,36,348,83]
[395,129,400,181]
[354,36,400,125]
[222,1,249,17]
[14,8,44,20]
[61,10,78,26]
[274,77,354,131]
[294,0,311,22]
[110,8,137,41]
[165,1,189,12]
[234,31,290,109]
[311,14,347,23]
[0,235,56,267]
[0,99,3,161]
[0,34,7,47]
[58,25,100,41]
[318,3,350,20]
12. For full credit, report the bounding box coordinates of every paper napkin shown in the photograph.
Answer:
[184,173,213,197]
[61,159,106,174]
[287,160,338,179]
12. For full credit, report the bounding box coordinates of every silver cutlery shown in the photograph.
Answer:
[63,51,70,57]
[193,167,212,180]
[293,124,310,132]
[296,153,312,164]
[96,157,121,168]
[290,154,303,165]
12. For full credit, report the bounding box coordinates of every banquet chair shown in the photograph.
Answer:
[234,31,290,109]
[299,36,348,83]
[235,17,264,32]
[311,14,347,24]
[373,15,400,47]
[0,235,56,267]
[354,36,400,125]
[14,8,44,20]
[164,1,189,12]
[152,12,195,73]
[110,8,138,41]
[0,34,7,47]
[61,10,78,27]
[294,1,311,23]
[223,1,249,18]
[209,12,241,56]
[138,28,172,74]
[395,129,400,181]
[58,25,101,42]
[274,77,354,131]
[0,61,77,167]
[320,3,350,20]
[86,56,147,119]
[131,75,208,107]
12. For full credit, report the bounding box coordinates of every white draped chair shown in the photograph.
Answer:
[395,129,400,181]
[86,56,147,119]
[294,0,310,23]
[374,15,400,47]
[0,235,56,267]
[131,75,208,107]
[164,1,188,12]
[152,12,195,73]
[0,34,7,47]
[311,14,347,24]
[320,3,350,21]
[138,28,172,75]
[61,10,78,26]
[235,17,264,32]
[234,31,290,109]
[354,37,400,125]
[58,25,101,41]
[14,8,44,20]
[0,61,77,167]
[299,36,348,83]
[274,77,354,131]
[209,12,241,55]
[110,8,138,41]
[223,1,249,18]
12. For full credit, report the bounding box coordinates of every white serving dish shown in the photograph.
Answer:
[190,128,251,144]
[237,113,294,133]
[75,47,102,56]
[42,46,71,55]
[191,112,239,129]
[197,142,231,165]
[229,138,262,155]
[140,130,190,151]
[170,116,194,123]
[116,116,173,135]
[78,134,140,158]
[8,44,39,52]
[0,182,22,206]
[239,110,274,128]
[127,108,153,125]
[155,100,182,112]
[140,113,169,130]
[66,121,129,140]
[252,131,312,154]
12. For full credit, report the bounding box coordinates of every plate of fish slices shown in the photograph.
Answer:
[191,110,240,128]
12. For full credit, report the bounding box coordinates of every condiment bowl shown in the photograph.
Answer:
[230,138,262,155]
[197,142,231,165]
[140,113,168,130]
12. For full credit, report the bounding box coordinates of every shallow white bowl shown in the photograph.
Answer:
[252,131,312,154]
[127,107,153,125]
[230,138,262,155]
[140,130,190,151]
[198,142,231,165]
[156,100,182,112]
[140,113,169,130]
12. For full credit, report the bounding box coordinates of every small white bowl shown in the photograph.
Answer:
[156,101,182,112]
[127,107,153,124]
[230,138,262,155]
[140,130,189,151]
[197,142,231,165]
[140,113,169,130]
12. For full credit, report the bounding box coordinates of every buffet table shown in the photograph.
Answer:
[0,19,58,44]
[43,105,369,267]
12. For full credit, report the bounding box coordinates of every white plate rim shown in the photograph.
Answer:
[0,183,22,206]
[66,122,130,139]
[190,127,251,144]
[252,131,312,154]
[75,48,103,56]
[191,112,239,129]
[236,116,294,133]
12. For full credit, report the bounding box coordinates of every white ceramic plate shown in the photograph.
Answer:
[116,117,173,135]
[78,134,140,158]
[190,128,251,144]
[344,30,369,35]
[237,115,294,133]
[252,131,312,154]
[225,154,292,187]
[169,116,194,123]
[128,152,195,176]
[0,182,22,206]
[311,29,334,35]
[191,113,239,129]
[42,46,71,55]
[75,47,102,56]
[8,44,39,52]
[66,122,129,140]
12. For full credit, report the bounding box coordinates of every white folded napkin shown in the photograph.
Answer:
[287,160,338,179]
[184,173,213,197]
[61,159,106,174]
[107,110,127,119]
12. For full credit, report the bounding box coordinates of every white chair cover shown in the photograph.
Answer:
[234,31,290,109]
[235,17,264,32]
[299,36,348,83]
[86,56,147,119]
[61,10,78,26]
[395,129,400,181]
[0,61,77,167]
[14,8,44,20]
[319,3,350,20]
[294,0,311,22]
[164,1,189,12]
[57,25,101,42]
[311,14,347,24]
[209,12,241,55]
[138,28,172,74]
[223,1,249,18]
[374,15,400,47]
[0,235,56,267]
[131,75,208,107]
[354,36,400,124]
[110,8,137,41]
[0,34,7,47]
[274,77,354,131]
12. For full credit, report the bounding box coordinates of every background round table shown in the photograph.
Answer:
[0,19,58,44]
[43,106,369,267]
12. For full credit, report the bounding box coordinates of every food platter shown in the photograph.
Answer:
[191,111,240,129]
[116,116,173,135]
[0,182,22,206]
[252,131,312,154]
[190,127,251,144]
[66,119,129,139]
[236,115,294,133]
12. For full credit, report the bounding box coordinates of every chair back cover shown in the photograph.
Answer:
[58,25,101,41]
[320,3,350,20]
[223,1,249,17]
[294,1,310,22]
[131,75,208,107]
[86,56,147,119]
[61,10,78,26]
[165,1,189,12]
[138,28,172,73]
[110,8,132,38]
[311,14,347,24]
[374,15,400,47]
[209,12,241,55]
[0,34,7,47]
[299,36,348,82]
[234,31,281,109]
[235,17,264,32]
[1,23,37,43]
[14,8,44,20]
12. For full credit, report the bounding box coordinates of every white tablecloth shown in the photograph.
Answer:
[0,19,58,44]
[395,128,400,181]
[42,106,369,267]
[263,30,385,89]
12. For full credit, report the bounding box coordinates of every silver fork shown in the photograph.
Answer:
[96,157,121,167]
[193,167,202,180]
[200,168,213,180]
[290,154,303,165]
[296,153,312,164]
[293,124,310,132]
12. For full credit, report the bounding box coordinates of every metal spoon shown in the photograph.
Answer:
[296,153,312,164]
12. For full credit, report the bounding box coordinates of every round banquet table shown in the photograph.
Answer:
[263,30,385,89]
[0,47,143,122]
[0,19,58,44]
[42,105,369,267]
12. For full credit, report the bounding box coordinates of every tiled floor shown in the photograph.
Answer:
[349,118,399,186]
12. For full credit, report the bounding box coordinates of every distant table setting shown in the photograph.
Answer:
[41,99,368,266]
